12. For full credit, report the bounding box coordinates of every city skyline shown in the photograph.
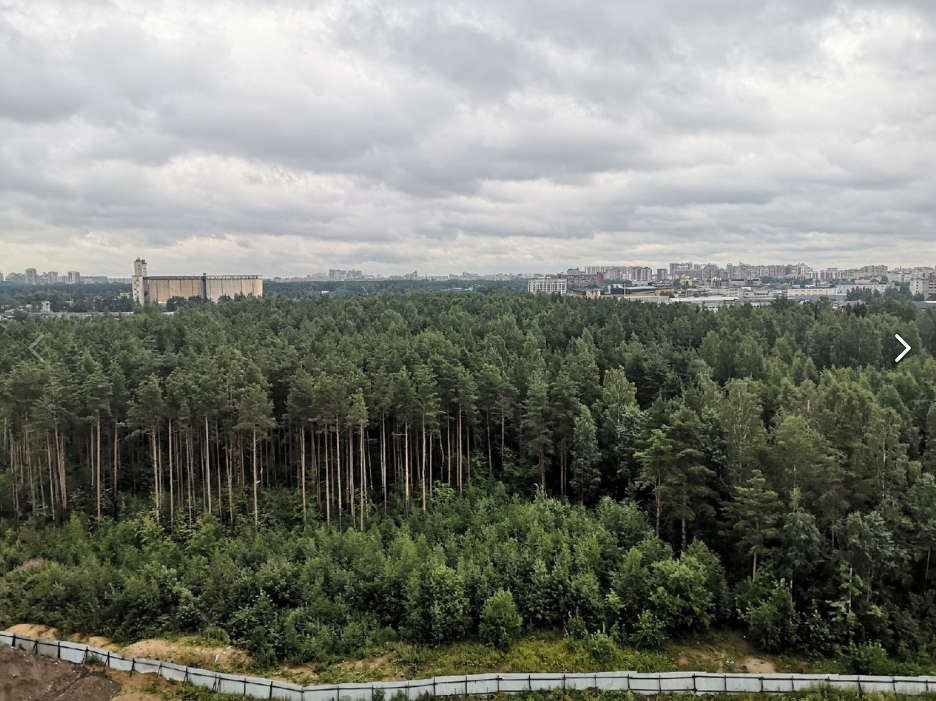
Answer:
[1,1,935,275]
[2,258,935,283]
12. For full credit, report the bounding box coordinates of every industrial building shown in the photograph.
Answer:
[131,259,263,306]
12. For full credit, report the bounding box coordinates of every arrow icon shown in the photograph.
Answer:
[28,334,46,363]
[895,333,911,364]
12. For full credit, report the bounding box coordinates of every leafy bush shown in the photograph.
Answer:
[648,554,715,632]
[739,578,797,653]
[479,589,523,650]
[843,641,893,675]
[629,610,666,650]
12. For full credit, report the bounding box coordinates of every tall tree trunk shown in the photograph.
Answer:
[421,414,427,513]
[486,412,492,478]
[168,418,174,525]
[96,414,102,523]
[300,424,307,525]
[457,403,463,492]
[252,428,259,528]
[360,425,365,532]
[324,427,331,526]
[150,424,158,520]
[226,432,234,524]
[349,426,354,519]
[336,423,342,521]
[404,423,410,512]
[204,416,212,515]
[380,415,387,513]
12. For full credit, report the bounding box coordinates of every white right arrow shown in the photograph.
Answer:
[895,333,911,363]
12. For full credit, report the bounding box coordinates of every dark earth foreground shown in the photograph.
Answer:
[0,645,119,701]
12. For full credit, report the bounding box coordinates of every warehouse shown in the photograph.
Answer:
[131,259,263,306]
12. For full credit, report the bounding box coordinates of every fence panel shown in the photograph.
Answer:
[8,631,936,700]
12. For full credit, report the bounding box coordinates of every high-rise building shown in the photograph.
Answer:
[25,268,38,285]
[67,271,81,285]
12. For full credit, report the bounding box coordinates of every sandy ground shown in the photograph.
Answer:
[5,623,249,672]
[0,645,120,701]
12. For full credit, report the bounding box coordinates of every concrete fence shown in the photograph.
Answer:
[3,631,936,699]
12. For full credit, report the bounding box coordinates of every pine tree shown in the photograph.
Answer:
[570,403,600,504]
[724,469,782,579]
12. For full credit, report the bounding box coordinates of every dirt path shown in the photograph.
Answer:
[0,645,120,701]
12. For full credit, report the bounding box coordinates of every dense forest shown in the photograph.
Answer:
[1,293,936,670]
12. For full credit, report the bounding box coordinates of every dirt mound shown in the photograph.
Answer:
[0,644,119,701]
[5,623,60,640]
[120,638,249,671]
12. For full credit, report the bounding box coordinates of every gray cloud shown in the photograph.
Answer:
[0,0,934,276]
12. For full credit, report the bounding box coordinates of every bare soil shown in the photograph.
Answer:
[0,645,120,701]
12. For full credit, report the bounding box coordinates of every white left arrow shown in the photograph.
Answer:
[28,334,47,363]
[895,333,911,363]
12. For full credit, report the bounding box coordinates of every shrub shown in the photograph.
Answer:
[648,554,715,632]
[629,610,666,650]
[479,589,523,650]
[843,641,892,675]
[739,578,797,653]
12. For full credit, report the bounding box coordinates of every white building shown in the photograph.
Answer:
[911,274,936,298]
[527,277,568,295]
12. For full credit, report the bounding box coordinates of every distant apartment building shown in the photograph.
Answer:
[67,271,81,284]
[25,268,37,285]
[585,265,652,282]
[328,269,364,281]
[528,277,568,294]
[911,273,936,298]
[565,269,604,290]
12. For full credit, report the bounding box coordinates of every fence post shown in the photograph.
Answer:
[10,634,15,650]
[760,676,764,694]
[269,679,274,698]
[465,676,469,697]
[692,674,696,696]
[57,641,61,661]
[106,650,111,669]
[497,675,500,695]
[528,674,531,692]
[129,657,134,677]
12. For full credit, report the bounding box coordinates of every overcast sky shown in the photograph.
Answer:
[1,0,934,276]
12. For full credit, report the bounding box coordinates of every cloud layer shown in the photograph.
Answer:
[1,0,934,276]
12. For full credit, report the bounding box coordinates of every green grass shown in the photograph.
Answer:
[171,687,936,701]
[296,632,672,685]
